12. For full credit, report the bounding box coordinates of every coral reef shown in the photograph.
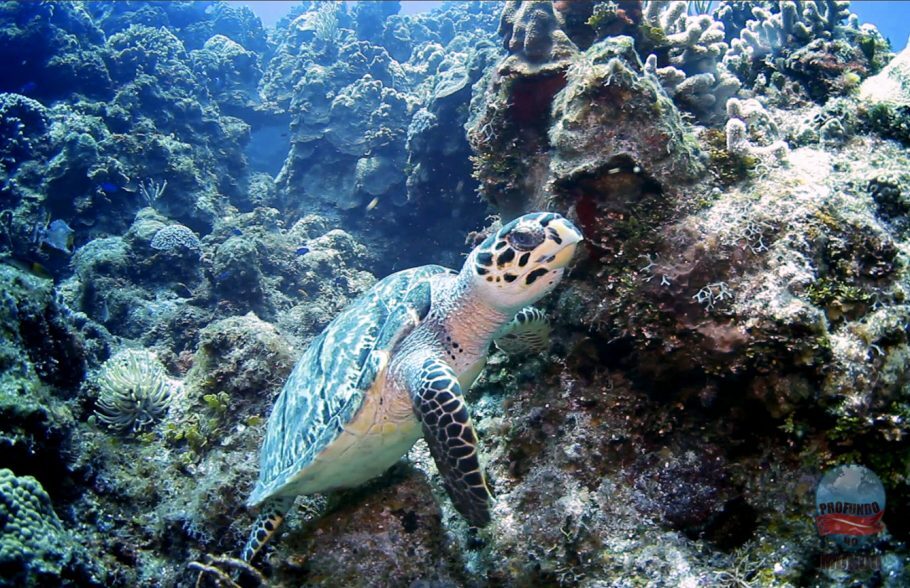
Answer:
[261,1,500,272]
[860,39,910,143]
[2,1,910,586]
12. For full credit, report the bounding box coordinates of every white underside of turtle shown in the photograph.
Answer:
[280,349,421,496]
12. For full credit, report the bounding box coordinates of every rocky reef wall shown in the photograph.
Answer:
[1,1,910,587]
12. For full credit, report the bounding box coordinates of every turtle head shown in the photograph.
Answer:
[465,212,583,312]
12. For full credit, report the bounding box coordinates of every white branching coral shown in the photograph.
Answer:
[94,349,176,432]
[722,1,854,71]
[724,97,789,162]
[640,1,740,118]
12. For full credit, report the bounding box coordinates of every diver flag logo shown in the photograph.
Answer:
[815,464,885,550]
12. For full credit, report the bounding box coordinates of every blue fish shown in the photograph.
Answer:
[99,182,120,193]
[230,228,243,236]
[215,270,233,282]
[18,81,37,94]
[295,246,310,256]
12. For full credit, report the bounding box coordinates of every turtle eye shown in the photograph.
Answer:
[507,225,544,251]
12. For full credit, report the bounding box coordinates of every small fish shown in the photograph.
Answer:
[173,283,193,298]
[365,197,380,211]
[17,81,37,94]
[34,218,75,254]
[99,182,120,193]
[230,228,243,236]
[215,270,233,282]
[1,255,52,279]
[44,219,75,253]
[295,246,310,256]
[98,299,110,323]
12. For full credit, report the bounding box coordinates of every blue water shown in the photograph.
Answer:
[851,0,910,49]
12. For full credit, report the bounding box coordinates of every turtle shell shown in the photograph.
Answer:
[247,264,449,506]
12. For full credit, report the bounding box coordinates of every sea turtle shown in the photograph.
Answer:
[241,212,583,562]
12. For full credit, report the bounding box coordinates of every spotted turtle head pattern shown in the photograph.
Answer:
[467,212,583,312]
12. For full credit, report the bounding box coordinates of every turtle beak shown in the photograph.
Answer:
[549,217,583,269]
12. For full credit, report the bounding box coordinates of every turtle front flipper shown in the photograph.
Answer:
[493,306,551,355]
[408,356,493,527]
[241,495,294,562]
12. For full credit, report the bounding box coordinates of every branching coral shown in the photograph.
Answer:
[722,1,858,83]
[639,1,740,119]
[94,349,175,432]
[724,97,789,161]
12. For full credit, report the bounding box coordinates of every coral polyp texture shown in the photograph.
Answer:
[2,0,910,586]
[93,349,175,432]
[0,469,97,586]
[149,224,202,253]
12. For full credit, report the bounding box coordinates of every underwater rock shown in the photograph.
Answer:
[471,33,704,221]
[405,40,498,215]
[352,0,401,45]
[0,264,85,391]
[498,0,578,67]
[0,93,49,174]
[211,235,265,305]
[272,465,462,586]
[190,34,262,114]
[860,38,910,143]
[549,36,705,209]
[276,226,377,342]
[185,312,294,405]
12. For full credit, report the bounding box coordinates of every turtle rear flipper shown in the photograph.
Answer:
[241,495,294,562]
[409,356,493,527]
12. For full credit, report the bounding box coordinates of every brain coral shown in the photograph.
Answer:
[0,469,70,584]
[94,349,175,432]
[150,224,202,252]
